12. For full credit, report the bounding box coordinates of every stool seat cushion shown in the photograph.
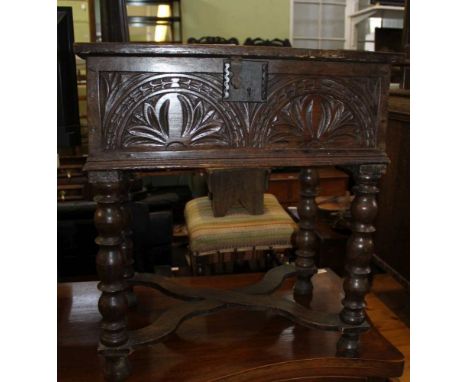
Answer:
[184,194,296,255]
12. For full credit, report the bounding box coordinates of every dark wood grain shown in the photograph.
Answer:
[235,263,297,295]
[207,168,268,216]
[75,44,394,172]
[126,272,368,348]
[96,73,381,151]
[75,43,403,63]
[374,91,409,286]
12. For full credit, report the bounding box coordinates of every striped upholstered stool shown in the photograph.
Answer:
[184,193,297,275]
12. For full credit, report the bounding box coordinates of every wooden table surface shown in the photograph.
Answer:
[58,270,403,381]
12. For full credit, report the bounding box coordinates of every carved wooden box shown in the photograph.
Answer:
[74,44,405,381]
[75,44,399,171]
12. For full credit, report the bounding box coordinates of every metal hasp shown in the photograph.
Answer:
[223,59,268,102]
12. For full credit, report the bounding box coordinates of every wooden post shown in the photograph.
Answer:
[90,171,131,381]
[294,167,319,296]
[339,164,386,351]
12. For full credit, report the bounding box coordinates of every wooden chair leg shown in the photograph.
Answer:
[90,170,131,381]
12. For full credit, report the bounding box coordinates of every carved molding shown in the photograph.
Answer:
[99,72,381,151]
[258,76,380,148]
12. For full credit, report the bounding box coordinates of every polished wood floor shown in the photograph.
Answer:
[367,274,410,382]
[58,271,409,381]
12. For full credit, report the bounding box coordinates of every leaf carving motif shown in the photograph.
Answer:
[123,98,170,147]
[260,77,378,148]
[123,93,226,149]
[265,94,359,147]
[100,72,380,151]
[101,74,235,150]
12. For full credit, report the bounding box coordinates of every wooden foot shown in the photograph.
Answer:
[336,332,360,357]
[294,167,319,296]
[101,351,131,381]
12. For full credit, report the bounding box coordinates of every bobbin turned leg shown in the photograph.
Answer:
[90,171,131,381]
[120,174,136,307]
[339,164,386,353]
[294,167,319,296]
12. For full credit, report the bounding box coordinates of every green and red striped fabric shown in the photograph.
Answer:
[185,194,297,255]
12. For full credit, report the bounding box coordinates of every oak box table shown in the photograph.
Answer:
[74,43,403,381]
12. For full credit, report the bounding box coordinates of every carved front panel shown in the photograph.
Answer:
[99,71,382,152]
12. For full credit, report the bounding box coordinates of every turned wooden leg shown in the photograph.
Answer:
[294,167,319,296]
[340,165,385,323]
[90,171,131,381]
[339,164,386,352]
[120,175,137,307]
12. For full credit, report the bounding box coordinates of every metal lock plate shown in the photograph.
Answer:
[223,59,268,102]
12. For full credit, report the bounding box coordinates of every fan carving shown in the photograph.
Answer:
[123,90,226,149]
[99,72,381,151]
[266,94,361,147]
